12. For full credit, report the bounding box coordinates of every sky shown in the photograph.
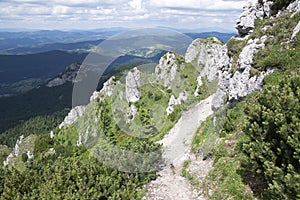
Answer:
[0,0,247,32]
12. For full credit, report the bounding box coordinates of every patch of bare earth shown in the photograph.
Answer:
[143,95,215,200]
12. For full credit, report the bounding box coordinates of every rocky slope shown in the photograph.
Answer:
[46,63,81,87]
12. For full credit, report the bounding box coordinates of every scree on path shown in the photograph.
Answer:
[143,95,215,200]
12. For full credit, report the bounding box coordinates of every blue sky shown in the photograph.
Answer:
[0,0,246,32]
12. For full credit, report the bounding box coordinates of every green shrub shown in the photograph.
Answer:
[242,74,300,199]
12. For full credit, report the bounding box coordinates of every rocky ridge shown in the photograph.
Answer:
[46,63,81,87]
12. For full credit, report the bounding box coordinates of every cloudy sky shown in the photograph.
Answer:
[0,0,246,32]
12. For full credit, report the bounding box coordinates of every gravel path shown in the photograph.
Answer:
[143,95,214,200]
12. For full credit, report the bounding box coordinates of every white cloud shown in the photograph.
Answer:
[129,0,142,10]
[0,0,246,31]
[149,0,245,10]
[52,6,71,15]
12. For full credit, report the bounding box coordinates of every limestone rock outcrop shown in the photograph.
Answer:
[59,106,86,129]
[126,104,138,123]
[155,52,178,88]
[236,0,272,36]
[126,67,141,103]
[286,0,300,16]
[226,36,273,101]
[166,92,188,115]
[185,38,230,97]
[90,76,116,102]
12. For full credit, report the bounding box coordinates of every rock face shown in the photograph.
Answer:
[226,36,273,101]
[126,67,141,103]
[286,0,300,16]
[185,38,230,97]
[194,76,203,97]
[4,135,35,167]
[166,92,188,115]
[236,0,272,36]
[90,76,116,102]
[47,63,80,87]
[185,33,275,107]
[185,38,230,82]
[126,104,138,123]
[59,106,86,129]
[155,52,178,88]
[4,136,25,166]
[50,131,54,139]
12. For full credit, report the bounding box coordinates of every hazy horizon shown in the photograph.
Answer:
[0,0,246,32]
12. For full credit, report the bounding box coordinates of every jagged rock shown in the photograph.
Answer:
[287,0,300,16]
[262,0,273,17]
[14,135,24,156]
[5,136,25,166]
[166,95,177,115]
[166,92,188,115]
[4,135,35,167]
[185,38,230,100]
[212,88,227,112]
[90,91,100,102]
[236,0,272,36]
[77,134,83,146]
[90,76,116,102]
[226,36,271,101]
[200,43,230,82]
[50,131,54,139]
[236,0,259,36]
[185,40,205,63]
[3,135,24,166]
[27,151,34,160]
[126,104,138,123]
[4,154,13,166]
[126,67,141,103]
[185,38,230,83]
[47,77,66,87]
[61,75,118,129]
[155,52,178,88]
[47,63,80,87]
[238,37,266,70]
[59,106,86,129]
[292,21,300,39]
[194,76,203,97]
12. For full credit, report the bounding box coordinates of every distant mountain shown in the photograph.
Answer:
[4,39,104,55]
[184,32,236,43]
[0,51,87,95]
[0,30,235,54]
[0,29,126,54]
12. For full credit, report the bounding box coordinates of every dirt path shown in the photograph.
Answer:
[143,95,214,200]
